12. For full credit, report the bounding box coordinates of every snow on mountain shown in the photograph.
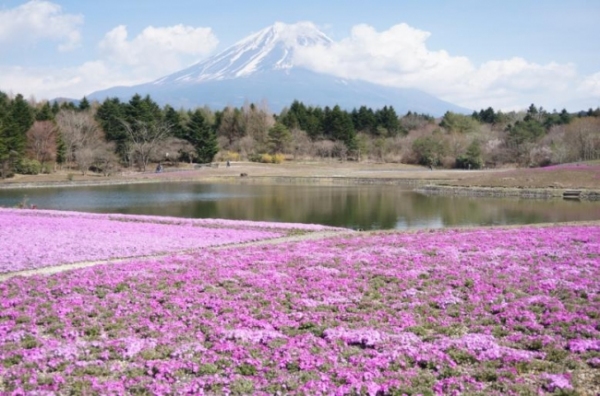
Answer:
[153,22,332,84]
[88,22,470,115]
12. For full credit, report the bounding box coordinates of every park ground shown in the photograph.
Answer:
[1,161,600,191]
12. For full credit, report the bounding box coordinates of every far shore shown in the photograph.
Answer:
[1,161,599,199]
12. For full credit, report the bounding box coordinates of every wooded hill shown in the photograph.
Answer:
[1,90,599,178]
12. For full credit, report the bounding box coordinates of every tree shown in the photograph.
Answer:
[456,140,483,169]
[440,111,479,134]
[352,106,377,134]
[26,121,57,166]
[0,93,34,177]
[122,120,170,171]
[268,122,291,154]
[55,132,67,168]
[242,101,273,148]
[8,94,34,157]
[506,119,545,147]
[35,102,54,121]
[78,96,91,112]
[186,109,218,163]
[56,109,104,173]
[323,105,356,153]
[93,141,120,176]
[376,106,402,137]
[566,117,600,161]
[163,105,185,139]
[217,106,244,146]
[412,135,446,166]
[289,128,312,160]
[96,97,127,160]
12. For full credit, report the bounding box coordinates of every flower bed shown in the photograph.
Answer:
[1,208,312,273]
[0,224,598,394]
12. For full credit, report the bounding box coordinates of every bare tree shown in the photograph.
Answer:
[94,141,120,176]
[290,128,312,160]
[242,101,275,147]
[314,140,335,160]
[26,121,57,166]
[153,137,195,165]
[122,120,170,171]
[566,117,600,161]
[332,140,349,161]
[74,147,95,175]
[218,107,244,147]
[56,110,101,169]
[232,135,259,159]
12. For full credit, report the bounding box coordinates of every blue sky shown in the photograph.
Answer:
[1,0,599,111]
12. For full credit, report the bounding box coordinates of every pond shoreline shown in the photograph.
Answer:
[416,184,600,201]
[2,173,600,200]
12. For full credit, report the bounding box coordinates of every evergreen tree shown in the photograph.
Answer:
[96,97,127,159]
[440,111,479,134]
[0,93,34,177]
[352,106,377,134]
[456,140,483,169]
[36,102,54,121]
[506,119,545,146]
[323,105,356,151]
[60,101,77,111]
[376,106,401,136]
[78,96,91,112]
[55,132,67,167]
[186,109,218,163]
[473,107,498,124]
[164,105,185,139]
[268,122,291,153]
[51,101,60,116]
[305,106,323,139]
[8,94,34,156]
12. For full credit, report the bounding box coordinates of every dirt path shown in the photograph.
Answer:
[0,229,356,282]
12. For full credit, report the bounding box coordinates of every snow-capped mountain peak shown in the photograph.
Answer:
[153,21,332,84]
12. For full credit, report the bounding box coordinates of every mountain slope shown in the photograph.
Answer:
[88,22,470,115]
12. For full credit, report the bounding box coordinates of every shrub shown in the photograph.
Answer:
[15,159,42,175]
[226,151,240,161]
[260,153,273,163]
[272,153,285,164]
[248,153,262,163]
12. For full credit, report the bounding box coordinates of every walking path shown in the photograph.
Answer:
[0,229,356,282]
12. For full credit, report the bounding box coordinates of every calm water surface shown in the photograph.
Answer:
[1,182,599,230]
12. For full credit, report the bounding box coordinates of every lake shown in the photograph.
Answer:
[1,182,599,230]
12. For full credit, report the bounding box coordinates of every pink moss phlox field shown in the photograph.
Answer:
[1,225,599,394]
[1,208,311,273]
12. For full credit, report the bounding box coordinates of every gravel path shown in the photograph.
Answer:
[0,229,356,282]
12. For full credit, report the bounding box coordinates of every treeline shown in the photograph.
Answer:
[1,90,599,178]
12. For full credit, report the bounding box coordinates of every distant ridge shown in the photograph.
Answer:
[88,22,470,116]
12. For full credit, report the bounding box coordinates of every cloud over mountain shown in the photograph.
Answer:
[0,1,597,111]
[89,22,470,115]
[292,23,583,110]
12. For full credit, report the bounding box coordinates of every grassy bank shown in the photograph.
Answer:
[1,161,599,193]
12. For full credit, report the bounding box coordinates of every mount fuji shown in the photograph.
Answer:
[88,22,470,115]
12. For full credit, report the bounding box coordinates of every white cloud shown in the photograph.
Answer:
[294,23,595,111]
[0,0,83,51]
[0,62,141,101]
[98,24,218,79]
[581,72,600,97]
[0,22,219,101]
[1,16,598,111]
